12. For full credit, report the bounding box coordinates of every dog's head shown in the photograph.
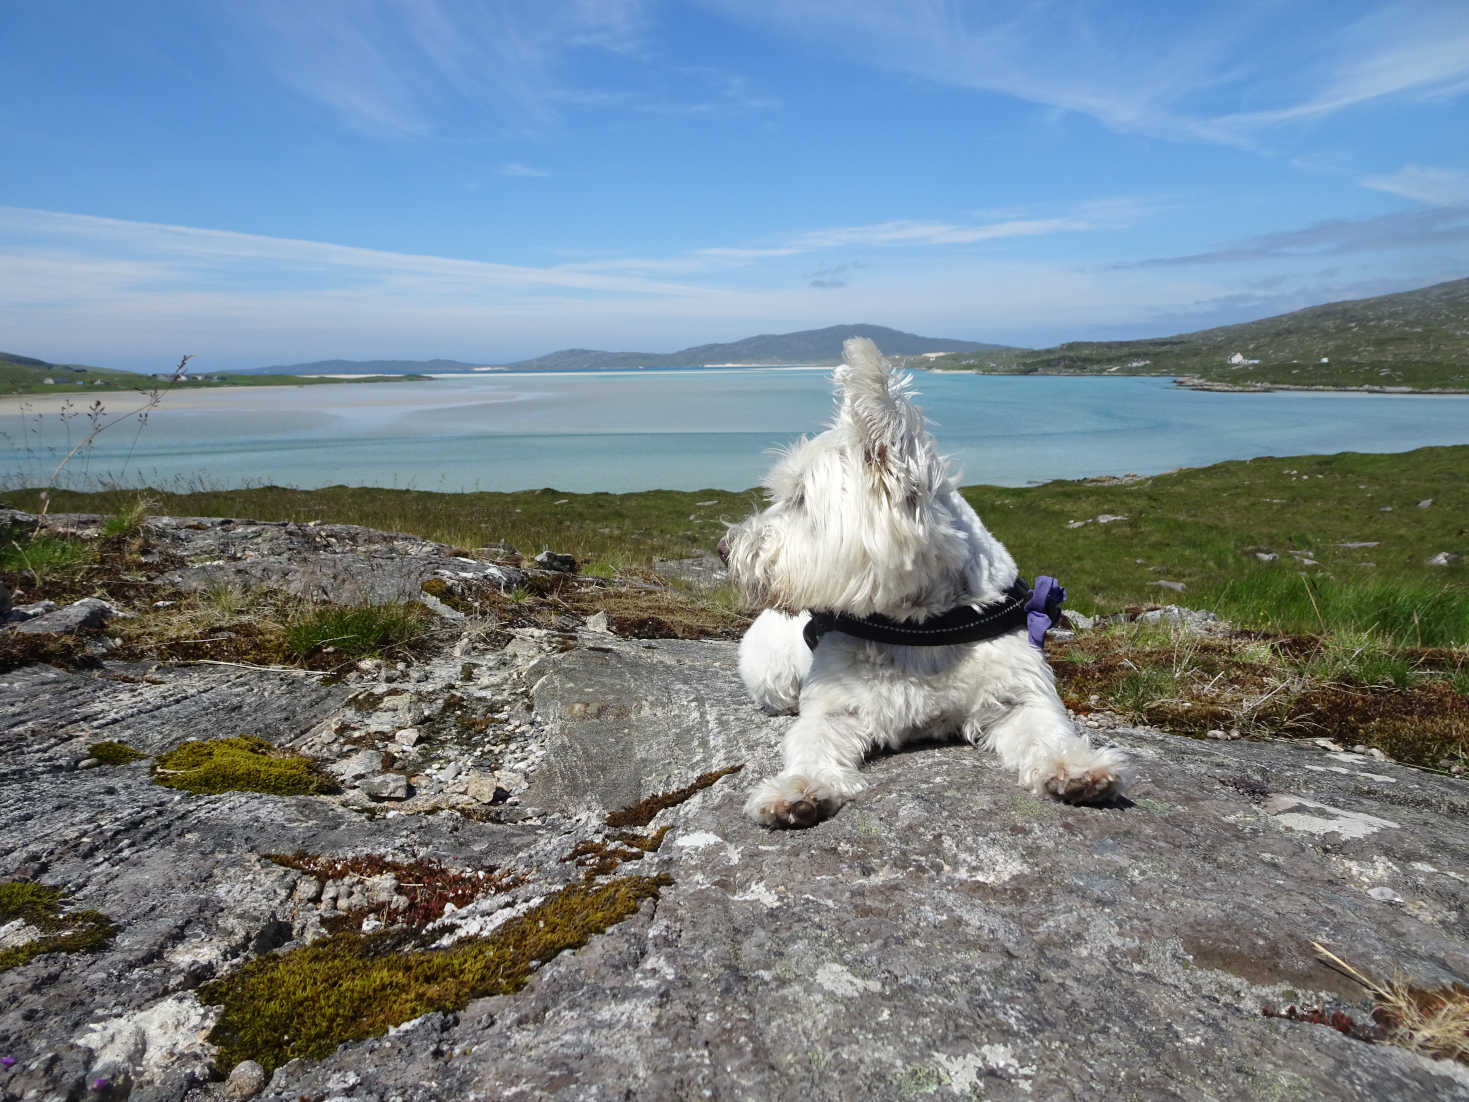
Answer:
[721,338,1016,620]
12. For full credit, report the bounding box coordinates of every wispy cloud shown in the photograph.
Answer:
[237,0,775,137]
[1122,206,1469,268]
[1362,164,1469,206]
[700,215,1095,259]
[0,206,713,301]
[499,161,550,177]
[701,1,1469,148]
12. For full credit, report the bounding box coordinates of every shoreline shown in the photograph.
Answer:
[923,367,1469,395]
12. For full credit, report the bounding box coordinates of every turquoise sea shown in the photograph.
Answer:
[4,369,1469,493]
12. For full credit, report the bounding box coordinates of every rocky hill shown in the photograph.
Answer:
[247,326,1007,376]
[2,508,1468,1101]
[933,276,1469,391]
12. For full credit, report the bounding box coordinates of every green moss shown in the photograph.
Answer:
[605,764,744,828]
[201,872,668,1073]
[88,740,146,765]
[0,881,117,972]
[152,736,333,796]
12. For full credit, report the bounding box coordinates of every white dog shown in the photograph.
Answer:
[721,338,1126,828]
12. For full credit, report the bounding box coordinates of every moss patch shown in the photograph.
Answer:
[560,826,672,876]
[87,740,146,765]
[200,872,668,1073]
[0,881,117,973]
[152,736,334,796]
[605,764,744,828]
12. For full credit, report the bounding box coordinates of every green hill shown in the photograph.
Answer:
[0,352,147,395]
[931,276,1469,391]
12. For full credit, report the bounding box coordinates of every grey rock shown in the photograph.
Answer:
[1135,604,1220,629]
[14,596,119,635]
[1149,579,1188,592]
[583,609,612,633]
[653,553,728,588]
[224,1059,268,1099]
[1060,609,1095,630]
[1255,551,1279,562]
[3,514,1468,1102]
[534,550,577,573]
[9,598,58,622]
[1427,551,1463,567]
[359,773,411,800]
[1419,498,1434,508]
[0,578,9,618]
[327,748,384,783]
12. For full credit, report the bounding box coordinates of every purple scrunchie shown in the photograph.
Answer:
[1024,575,1066,651]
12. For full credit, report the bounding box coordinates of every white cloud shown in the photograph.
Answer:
[1361,164,1469,206]
[499,162,550,177]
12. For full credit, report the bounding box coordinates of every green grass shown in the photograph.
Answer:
[8,445,1466,644]
[1,532,96,586]
[283,602,432,660]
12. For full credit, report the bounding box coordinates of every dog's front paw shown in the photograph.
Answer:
[744,773,844,828]
[1040,748,1128,806]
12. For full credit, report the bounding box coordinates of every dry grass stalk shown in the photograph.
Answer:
[1312,941,1469,1065]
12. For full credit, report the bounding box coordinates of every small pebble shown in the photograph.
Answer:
[224,1058,267,1099]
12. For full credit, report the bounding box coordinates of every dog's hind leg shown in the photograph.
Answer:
[968,689,1127,806]
[744,707,870,828]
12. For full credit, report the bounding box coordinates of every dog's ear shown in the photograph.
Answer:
[835,337,931,493]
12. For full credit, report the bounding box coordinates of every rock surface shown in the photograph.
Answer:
[2,514,1467,1101]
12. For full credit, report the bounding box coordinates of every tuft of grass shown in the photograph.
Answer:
[200,872,668,1073]
[283,602,431,661]
[1313,942,1469,1066]
[151,735,333,796]
[101,495,154,538]
[0,881,117,973]
[88,740,146,765]
[2,533,95,587]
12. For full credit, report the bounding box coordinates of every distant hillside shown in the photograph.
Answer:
[243,358,492,376]
[252,326,1010,376]
[0,351,145,394]
[931,277,1469,391]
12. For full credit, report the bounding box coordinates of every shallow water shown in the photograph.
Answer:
[4,369,1468,492]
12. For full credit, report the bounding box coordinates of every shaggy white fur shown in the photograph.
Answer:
[723,338,1127,828]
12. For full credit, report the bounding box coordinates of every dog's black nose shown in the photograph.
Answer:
[716,536,730,564]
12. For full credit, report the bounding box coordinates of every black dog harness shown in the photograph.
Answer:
[803,576,1040,651]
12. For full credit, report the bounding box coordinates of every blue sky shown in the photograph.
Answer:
[2,0,1467,371]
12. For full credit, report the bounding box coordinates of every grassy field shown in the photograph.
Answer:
[6,446,1465,769]
[10,445,1465,642]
